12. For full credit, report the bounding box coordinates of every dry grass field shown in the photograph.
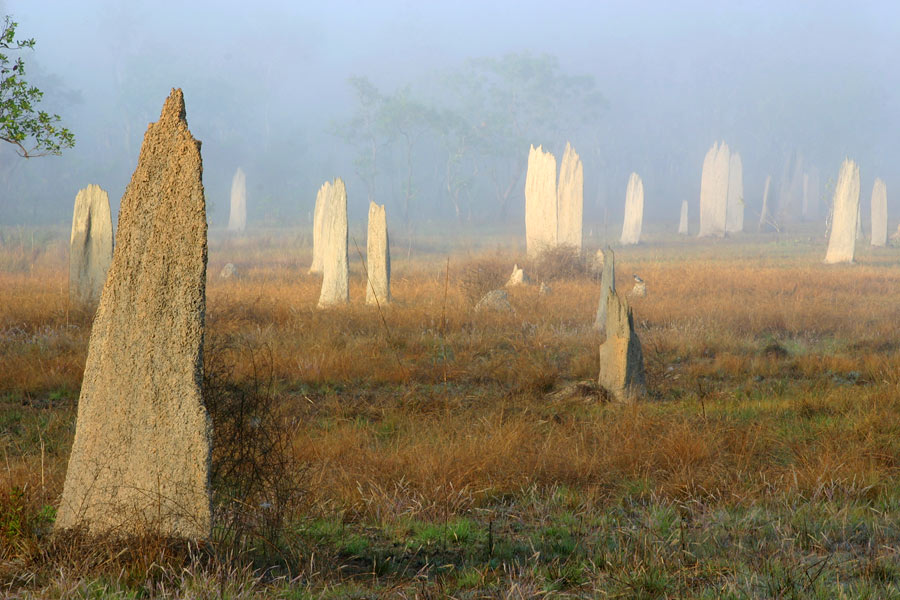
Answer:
[2,226,900,598]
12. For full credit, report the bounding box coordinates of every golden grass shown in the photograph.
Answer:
[4,230,900,595]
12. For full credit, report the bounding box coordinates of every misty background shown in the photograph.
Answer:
[1,0,897,236]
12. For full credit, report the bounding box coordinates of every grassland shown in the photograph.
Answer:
[2,225,900,598]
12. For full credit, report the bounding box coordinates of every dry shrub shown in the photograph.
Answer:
[458,256,509,304]
[532,245,589,282]
[204,335,306,562]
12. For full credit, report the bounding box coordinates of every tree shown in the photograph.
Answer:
[332,77,385,204]
[378,87,435,225]
[453,53,605,217]
[335,54,605,223]
[0,16,74,157]
[421,53,606,220]
[429,106,480,222]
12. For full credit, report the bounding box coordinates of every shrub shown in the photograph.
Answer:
[458,257,509,304]
[532,246,589,282]
[204,336,306,563]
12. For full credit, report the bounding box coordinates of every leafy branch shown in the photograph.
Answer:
[0,16,75,157]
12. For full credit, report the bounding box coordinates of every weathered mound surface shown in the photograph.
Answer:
[557,142,583,250]
[366,201,390,306]
[308,180,328,274]
[317,178,349,308]
[475,288,513,313]
[57,89,211,538]
[525,144,557,258]
[598,289,645,401]
[824,159,860,264]
[228,167,246,232]
[621,172,643,245]
[69,184,113,307]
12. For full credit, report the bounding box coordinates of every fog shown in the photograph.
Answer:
[1,0,897,233]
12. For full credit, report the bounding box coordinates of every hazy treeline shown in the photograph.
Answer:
[333,54,603,227]
[0,1,897,230]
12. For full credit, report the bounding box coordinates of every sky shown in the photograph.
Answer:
[1,0,897,231]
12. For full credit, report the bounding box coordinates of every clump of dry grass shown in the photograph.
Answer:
[457,255,510,304]
[531,245,590,282]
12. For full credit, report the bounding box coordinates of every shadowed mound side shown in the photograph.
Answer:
[598,288,645,401]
